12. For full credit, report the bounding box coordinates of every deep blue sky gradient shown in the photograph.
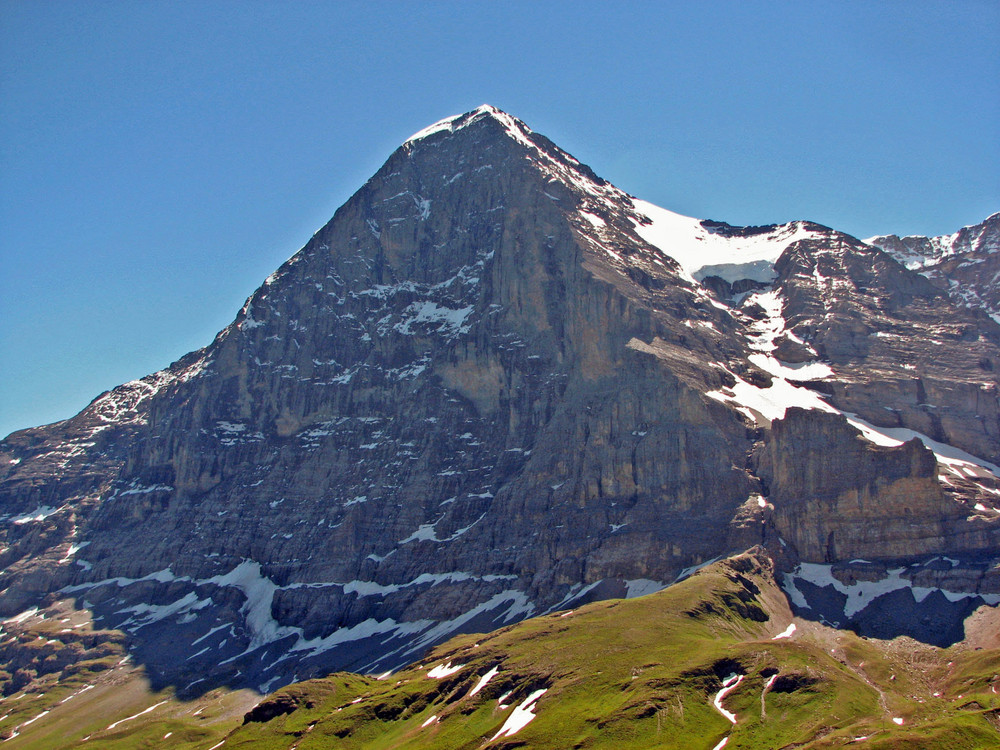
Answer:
[2,0,998,436]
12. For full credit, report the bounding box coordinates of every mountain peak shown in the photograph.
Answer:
[404,104,533,147]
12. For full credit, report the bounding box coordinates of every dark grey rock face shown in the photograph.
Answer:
[1,106,998,692]
[783,556,1000,647]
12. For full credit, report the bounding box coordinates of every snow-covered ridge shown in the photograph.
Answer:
[867,232,960,270]
[863,212,1000,319]
[630,199,828,284]
[865,211,1000,270]
[89,355,211,427]
[406,104,531,146]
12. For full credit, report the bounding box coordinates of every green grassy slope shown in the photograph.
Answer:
[4,550,998,748]
[218,550,1000,749]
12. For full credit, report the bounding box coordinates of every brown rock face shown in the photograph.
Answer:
[757,408,999,561]
[0,106,997,692]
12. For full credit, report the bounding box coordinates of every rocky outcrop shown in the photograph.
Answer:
[0,600,126,698]
[757,408,999,561]
[770,236,1000,464]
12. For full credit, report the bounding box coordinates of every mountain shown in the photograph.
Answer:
[866,212,1000,320]
[1,105,998,706]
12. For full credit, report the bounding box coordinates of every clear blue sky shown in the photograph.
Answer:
[2,0,998,437]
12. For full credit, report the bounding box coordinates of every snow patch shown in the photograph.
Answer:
[675,556,723,582]
[400,524,439,544]
[205,561,290,655]
[469,665,500,697]
[624,579,664,598]
[706,371,836,423]
[427,661,465,679]
[631,199,824,284]
[749,353,833,381]
[713,673,744,724]
[114,591,210,629]
[842,413,1000,479]
[118,483,174,496]
[105,700,169,731]
[4,607,39,625]
[772,623,797,640]
[394,301,474,337]
[784,562,1000,619]
[491,688,547,740]
[10,505,63,524]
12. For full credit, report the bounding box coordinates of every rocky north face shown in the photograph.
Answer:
[1,105,998,695]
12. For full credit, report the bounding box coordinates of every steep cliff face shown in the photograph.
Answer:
[1,106,998,694]
[757,408,993,561]
[0,107,763,692]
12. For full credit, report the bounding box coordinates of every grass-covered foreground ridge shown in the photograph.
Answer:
[3,549,999,748]
[223,550,1000,749]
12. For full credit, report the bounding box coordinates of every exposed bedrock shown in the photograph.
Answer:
[757,408,1000,562]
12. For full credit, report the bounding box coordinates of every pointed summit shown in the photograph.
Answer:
[0,105,753,692]
[404,104,531,144]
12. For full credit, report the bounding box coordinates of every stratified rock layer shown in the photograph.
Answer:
[757,408,994,561]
